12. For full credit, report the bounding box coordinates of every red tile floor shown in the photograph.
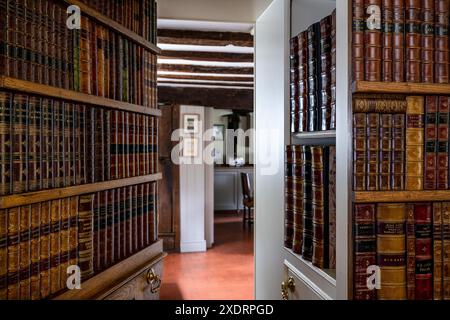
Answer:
[160,212,254,300]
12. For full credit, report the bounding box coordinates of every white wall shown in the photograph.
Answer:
[254,0,289,299]
[204,108,215,248]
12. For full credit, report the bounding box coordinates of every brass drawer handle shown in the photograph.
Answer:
[146,268,162,294]
[281,276,295,300]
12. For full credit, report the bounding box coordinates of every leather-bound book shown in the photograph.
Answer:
[19,205,31,299]
[434,0,449,83]
[78,194,94,281]
[330,10,337,130]
[353,113,367,190]
[353,0,366,81]
[405,0,422,82]
[48,1,56,87]
[298,31,309,133]
[393,0,405,82]
[328,146,336,269]
[68,197,79,279]
[353,204,377,300]
[139,115,146,175]
[75,104,84,185]
[301,146,313,261]
[96,25,105,97]
[116,35,123,102]
[424,96,438,189]
[120,187,127,259]
[443,202,450,300]
[65,103,75,187]
[392,113,405,190]
[307,23,320,131]
[132,185,139,253]
[30,203,40,300]
[39,201,51,299]
[382,0,394,81]
[130,113,136,177]
[311,146,329,268]
[124,112,130,178]
[109,31,116,100]
[42,98,53,190]
[105,190,114,267]
[379,114,392,190]
[143,183,149,246]
[366,113,380,190]
[11,94,28,194]
[285,146,294,249]
[93,192,101,272]
[94,108,105,182]
[377,203,407,300]
[364,0,382,81]
[72,15,81,92]
[293,147,304,254]
[0,0,9,77]
[421,0,435,83]
[353,94,407,113]
[105,110,111,181]
[433,202,443,300]
[406,204,415,299]
[89,20,98,96]
[114,187,122,262]
[54,102,64,188]
[0,91,12,196]
[405,96,424,190]
[413,203,433,300]
[59,198,70,291]
[79,16,91,94]
[7,206,20,299]
[137,184,144,250]
[110,111,118,180]
[0,209,6,299]
[437,96,449,189]
[49,200,61,294]
[319,15,332,131]
[123,39,129,102]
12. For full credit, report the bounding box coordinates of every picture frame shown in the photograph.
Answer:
[183,114,200,134]
[182,137,198,158]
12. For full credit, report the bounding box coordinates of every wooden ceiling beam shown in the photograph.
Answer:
[158,86,253,111]
[158,29,253,47]
[160,50,253,63]
[158,81,253,88]
[158,74,254,82]
[158,64,254,75]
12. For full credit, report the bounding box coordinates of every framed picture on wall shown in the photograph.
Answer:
[183,114,200,134]
[182,137,199,157]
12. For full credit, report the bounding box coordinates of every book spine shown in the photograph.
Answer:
[353,113,367,190]
[393,0,405,82]
[292,146,304,255]
[330,11,337,130]
[353,203,377,300]
[0,209,6,299]
[421,0,435,83]
[437,96,449,189]
[0,0,9,77]
[132,185,138,253]
[105,110,111,181]
[328,146,336,269]
[12,94,28,194]
[78,194,94,281]
[18,205,30,300]
[55,101,64,188]
[319,16,332,131]
[301,146,313,261]
[290,35,299,133]
[382,0,394,81]
[97,25,105,97]
[307,24,319,132]
[39,201,50,299]
[79,16,91,94]
[433,202,443,300]
[379,114,392,190]
[405,96,424,190]
[353,96,407,113]
[138,183,144,250]
[364,0,382,81]
[109,31,116,100]
[0,91,12,196]
[29,207,40,300]
[392,113,406,190]
[59,198,70,292]
[434,0,449,83]
[284,146,294,249]
[7,207,20,299]
[424,96,438,189]
[414,203,433,300]
[90,21,97,96]
[377,203,407,300]
[114,187,121,262]
[366,113,380,190]
[406,0,422,82]
[353,0,366,81]
[406,204,416,299]
[443,202,450,299]
[49,200,61,294]
[106,190,114,268]
[68,197,78,280]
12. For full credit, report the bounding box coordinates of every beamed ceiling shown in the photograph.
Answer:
[157,20,254,111]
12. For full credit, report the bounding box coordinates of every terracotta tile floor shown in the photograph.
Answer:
[160,212,254,300]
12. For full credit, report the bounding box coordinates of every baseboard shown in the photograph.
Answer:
[180,240,207,253]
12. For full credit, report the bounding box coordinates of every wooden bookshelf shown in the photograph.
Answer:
[62,0,161,55]
[292,130,336,145]
[0,76,162,117]
[0,173,162,209]
[355,190,450,203]
[352,81,450,95]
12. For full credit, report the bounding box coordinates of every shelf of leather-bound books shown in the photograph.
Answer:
[354,190,450,204]
[352,81,450,95]
[292,130,336,144]
[62,0,161,55]
[0,76,162,117]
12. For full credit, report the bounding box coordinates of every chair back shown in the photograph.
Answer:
[240,172,252,200]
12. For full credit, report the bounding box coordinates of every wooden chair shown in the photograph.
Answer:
[240,172,254,227]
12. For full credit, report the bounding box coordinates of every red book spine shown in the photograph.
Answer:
[393,0,406,82]
[364,0,383,81]
[424,96,438,189]
[414,203,433,300]
[437,96,450,189]
[434,0,449,83]
[132,185,138,253]
[382,0,394,81]
[421,0,435,83]
[406,0,422,82]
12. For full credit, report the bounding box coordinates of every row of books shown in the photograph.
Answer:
[0,182,157,300]
[0,0,158,108]
[284,145,336,269]
[0,91,159,196]
[77,0,158,44]
[353,0,450,83]
[353,94,450,191]
[290,10,336,133]
[353,202,450,300]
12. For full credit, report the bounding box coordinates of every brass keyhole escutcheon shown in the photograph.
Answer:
[281,276,295,300]
[146,268,162,294]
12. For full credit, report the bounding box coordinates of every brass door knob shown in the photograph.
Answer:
[146,268,162,293]
[281,276,295,300]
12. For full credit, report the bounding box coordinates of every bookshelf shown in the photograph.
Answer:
[353,81,450,95]
[0,0,163,300]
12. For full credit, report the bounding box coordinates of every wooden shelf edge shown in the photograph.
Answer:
[292,130,336,140]
[54,240,166,300]
[0,76,162,117]
[352,81,450,95]
[0,173,162,209]
[62,0,161,55]
[354,190,450,203]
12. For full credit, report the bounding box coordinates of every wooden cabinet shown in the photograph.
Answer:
[214,166,253,211]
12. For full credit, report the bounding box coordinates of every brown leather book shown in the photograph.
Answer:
[433,202,443,300]
[393,0,406,82]
[443,202,450,299]
[365,0,383,81]
[7,207,20,299]
[39,200,51,299]
[320,15,332,131]
[298,31,309,132]
[437,96,450,189]
[27,93,40,191]
[382,0,394,81]
[0,209,6,299]
[434,0,449,83]
[406,204,415,299]
[68,197,79,277]
[353,204,377,300]
[301,146,313,261]
[18,205,31,299]
[353,113,367,190]
[59,198,70,291]
[424,96,438,189]
[30,203,41,300]
[105,110,111,181]
[0,91,12,196]
[0,0,9,77]
[12,94,28,194]
[330,9,337,129]
[353,95,407,113]
[79,16,91,94]
[405,0,422,82]
[328,146,336,269]
[377,203,407,300]
[414,203,433,300]
[285,146,294,249]
[421,0,435,83]
[392,113,406,190]
[96,25,105,97]
[49,199,61,294]
[366,113,380,190]
[405,96,424,190]
[379,114,392,190]
[353,0,366,81]
[78,194,94,281]
[42,98,53,190]
[53,101,63,188]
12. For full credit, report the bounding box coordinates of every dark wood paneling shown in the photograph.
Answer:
[160,50,253,63]
[158,81,253,88]
[158,29,253,47]
[158,74,254,82]
[158,64,254,75]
